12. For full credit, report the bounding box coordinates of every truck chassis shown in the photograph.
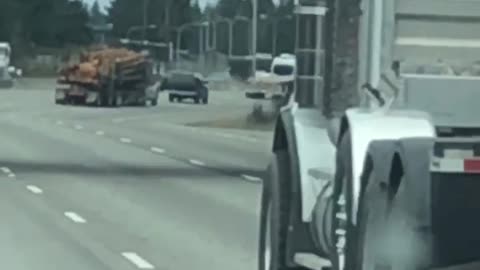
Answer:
[259,0,480,270]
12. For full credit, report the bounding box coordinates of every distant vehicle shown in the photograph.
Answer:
[245,54,296,101]
[161,71,209,104]
[0,42,17,88]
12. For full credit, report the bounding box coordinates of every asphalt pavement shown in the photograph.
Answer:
[0,79,273,270]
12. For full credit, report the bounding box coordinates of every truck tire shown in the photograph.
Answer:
[96,94,103,107]
[151,97,158,106]
[259,150,305,270]
[194,96,200,104]
[115,94,123,107]
[169,94,175,103]
[201,87,209,104]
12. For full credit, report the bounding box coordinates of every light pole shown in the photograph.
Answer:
[213,17,234,57]
[175,21,209,61]
[252,0,258,78]
[126,24,157,39]
[234,16,251,56]
[194,21,209,54]
[176,23,193,61]
[270,15,293,56]
[142,0,150,40]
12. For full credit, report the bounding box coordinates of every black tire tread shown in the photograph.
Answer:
[259,150,305,270]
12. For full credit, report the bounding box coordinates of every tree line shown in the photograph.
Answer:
[0,0,92,54]
[108,0,295,57]
[0,0,294,58]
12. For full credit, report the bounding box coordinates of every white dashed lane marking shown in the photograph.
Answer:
[122,252,155,269]
[150,147,165,154]
[218,133,234,138]
[241,174,262,182]
[1,167,11,174]
[74,124,84,130]
[189,159,205,166]
[120,137,132,143]
[64,212,87,223]
[56,120,64,125]
[26,185,43,194]
[96,130,105,136]
[7,173,15,178]
[113,118,125,123]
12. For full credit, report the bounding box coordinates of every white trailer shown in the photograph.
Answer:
[259,0,480,270]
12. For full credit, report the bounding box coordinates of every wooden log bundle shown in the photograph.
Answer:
[59,47,147,87]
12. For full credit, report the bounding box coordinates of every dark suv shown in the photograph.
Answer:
[161,71,209,104]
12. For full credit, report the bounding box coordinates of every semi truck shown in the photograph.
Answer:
[259,0,480,270]
[55,47,160,107]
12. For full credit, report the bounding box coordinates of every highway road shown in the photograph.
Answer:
[0,79,272,270]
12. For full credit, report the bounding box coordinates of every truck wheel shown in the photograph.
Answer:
[96,95,103,107]
[115,94,123,107]
[194,97,200,104]
[151,97,158,106]
[169,94,175,103]
[259,150,304,270]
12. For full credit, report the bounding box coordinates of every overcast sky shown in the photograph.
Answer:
[82,0,218,12]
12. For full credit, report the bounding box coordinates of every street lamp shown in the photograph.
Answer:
[232,16,251,57]
[126,24,157,39]
[175,23,194,61]
[271,15,293,56]
[212,17,234,56]
[252,0,258,78]
[195,21,209,54]
[175,21,209,61]
[142,0,150,40]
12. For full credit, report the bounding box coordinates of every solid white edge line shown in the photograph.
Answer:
[1,167,11,174]
[150,147,165,154]
[96,130,105,136]
[242,174,262,182]
[26,185,43,194]
[120,137,132,143]
[189,159,205,166]
[64,212,87,223]
[122,252,155,269]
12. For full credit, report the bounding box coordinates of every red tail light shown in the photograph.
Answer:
[464,159,480,173]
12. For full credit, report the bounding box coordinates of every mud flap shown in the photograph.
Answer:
[356,140,397,270]
[357,138,434,270]
[387,138,434,270]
